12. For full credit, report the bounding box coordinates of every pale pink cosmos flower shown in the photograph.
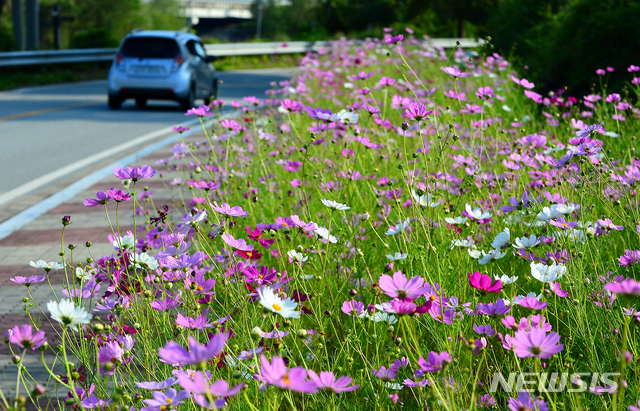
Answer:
[378,271,428,300]
[441,66,469,78]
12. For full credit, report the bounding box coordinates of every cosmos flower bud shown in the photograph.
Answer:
[32,384,45,396]
[297,329,308,339]
[12,355,20,364]
[61,216,71,226]
[401,121,410,130]
[251,327,262,338]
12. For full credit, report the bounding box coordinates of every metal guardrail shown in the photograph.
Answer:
[0,39,482,67]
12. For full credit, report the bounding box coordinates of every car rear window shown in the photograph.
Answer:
[120,37,180,59]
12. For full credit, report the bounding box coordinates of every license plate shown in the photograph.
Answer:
[133,66,164,74]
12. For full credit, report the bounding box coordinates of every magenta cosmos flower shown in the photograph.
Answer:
[308,371,359,393]
[176,314,213,329]
[10,275,46,286]
[604,277,640,296]
[441,66,469,78]
[185,105,212,116]
[172,126,190,133]
[83,191,112,207]
[468,272,503,294]
[113,165,157,181]
[511,328,564,359]
[619,250,640,266]
[211,201,248,217]
[378,271,428,300]
[385,34,403,44]
[404,103,433,121]
[508,392,548,411]
[258,355,318,393]
[158,333,227,366]
[7,325,46,350]
[416,351,453,375]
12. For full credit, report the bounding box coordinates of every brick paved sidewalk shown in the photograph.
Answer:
[0,128,208,404]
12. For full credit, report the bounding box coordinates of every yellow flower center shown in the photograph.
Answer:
[272,304,282,311]
[166,398,172,403]
[282,373,291,386]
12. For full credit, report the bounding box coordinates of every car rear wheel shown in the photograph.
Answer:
[180,84,195,111]
[108,95,122,110]
[136,98,147,108]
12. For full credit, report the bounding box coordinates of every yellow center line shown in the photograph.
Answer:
[0,100,104,122]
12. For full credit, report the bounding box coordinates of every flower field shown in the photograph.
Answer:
[4,32,640,410]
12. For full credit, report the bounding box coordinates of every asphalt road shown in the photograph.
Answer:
[0,68,292,198]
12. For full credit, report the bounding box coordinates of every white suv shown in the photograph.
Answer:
[108,30,219,110]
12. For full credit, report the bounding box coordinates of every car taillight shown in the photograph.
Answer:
[170,54,184,73]
[115,52,126,72]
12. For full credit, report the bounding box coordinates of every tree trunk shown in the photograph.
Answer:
[457,16,465,38]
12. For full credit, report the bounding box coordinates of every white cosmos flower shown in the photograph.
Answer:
[445,216,468,225]
[258,287,300,319]
[555,203,577,214]
[385,220,410,236]
[337,109,359,125]
[321,199,350,211]
[111,234,135,250]
[494,274,518,285]
[452,239,474,248]
[287,250,308,262]
[567,228,586,244]
[490,228,510,249]
[366,311,398,324]
[467,248,482,259]
[386,252,408,261]
[29,260,64,270]
[530,262,567,283]
[344,82,354,89]
[537,205,562,221]
[411,190,440,207]
[47,299,92,331]
[133,253,159,270]
[465,204,492,220]
[513,235,540,249]
[478,249,506,265]
[75,267,91,281]
[315,226,338,244]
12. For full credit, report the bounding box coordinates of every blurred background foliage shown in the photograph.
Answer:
[0,0,638,93]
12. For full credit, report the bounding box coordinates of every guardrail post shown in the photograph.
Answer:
[25,0,39,50]
[11,0,23,51]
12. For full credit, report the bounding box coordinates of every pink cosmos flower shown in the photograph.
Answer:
[441,66,470,78]
[221,233,253,251]
[83,191,112,207]
[341,300,365,317]
[524,90,543,103]
[280,99,302,112]
[177,370,244,397]
[141,388,190,410]
[550,282,569,297]
[511,328,564,359]
[619,250,640,266]
[258,355,317,393]
[185,105,213,116]
[385,34,403,44]
[176,314,213,329]
[514,297,548,310]
[7,325,46,350]
[468,272,503,294]
[604,277,640,296]
[596,68,606,76]
[158,334,228,366]
[597,218,623,230]
[211,201,248,217]
[509,392,549,411]
[220,119,242,132]
[475,86,494,99]
[172,126,190,133]
[98,341,125,375]
[606,93,621,103]
[378,271,428,300]
[415,351,453,374]
[308,371,359,393]
[404,103,433,121]
[10,275,46,286]
[113,165,157,181]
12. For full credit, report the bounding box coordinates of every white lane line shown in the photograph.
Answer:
[0,119,200,206]
[0,108,235,241]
